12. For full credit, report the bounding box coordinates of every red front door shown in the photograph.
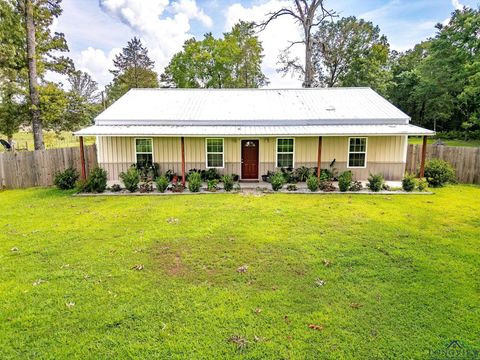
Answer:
[241,140,259,180]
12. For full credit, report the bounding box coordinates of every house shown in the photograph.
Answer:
[74,88,434,182]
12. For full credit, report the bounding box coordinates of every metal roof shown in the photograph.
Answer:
[94,88,411,126]
[75,124,434,137]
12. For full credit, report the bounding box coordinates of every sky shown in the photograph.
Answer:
[49,0,478,90]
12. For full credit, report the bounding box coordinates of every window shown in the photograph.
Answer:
[135,138,153,166]
[348,137,367,168]
[276,138,294,168]
[206,138,224,168]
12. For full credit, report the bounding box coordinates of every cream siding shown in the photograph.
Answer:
[97,135,407,181]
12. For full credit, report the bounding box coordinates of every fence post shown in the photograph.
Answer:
[79,136,86,180]
[419,136,427,178]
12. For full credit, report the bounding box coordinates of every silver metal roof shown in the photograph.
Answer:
[75,124,434,137]
[94,88,411,126]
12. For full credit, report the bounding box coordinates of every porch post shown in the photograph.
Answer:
[181,136,186,186]
[419,135,427,178]
[317,136,322,178]
[79,136,86,180]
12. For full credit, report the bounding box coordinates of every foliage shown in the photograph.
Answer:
[402,173,417,192]
[120,167,140,193]
[424,159,456,187]
[207,179,219,192]
[139,182,154,193]
[349,180,363,192]
[270,172,285,191]
[417,178,429,192]
[319,180,336,192]
[286,184,298,191]
[110,184,122,192]
[319,169,333,182]
[221,174,234,192]
[313,16,391,94]
[83,167,107,193]
[188,172,202,193]
[170,183,184,193]
[53,167,79,190]
[367,174,384,192]
[306,175,319,192]
[162,22,268,88]
[134,163,159,182]
[338,171,353,192]
[295,166,312,182]
[201,168,221,181]
[280,167,298,183]
[155,176,169,193]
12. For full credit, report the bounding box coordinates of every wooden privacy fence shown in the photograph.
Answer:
[406,144,480,184]
[0,145,97,189]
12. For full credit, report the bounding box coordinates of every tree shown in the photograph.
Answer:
[162,22,268,88]
[106,37,158,102]
[312,17,391,94]
[68,70,99,102]
[0,70,29,142]
[258,0,336,87]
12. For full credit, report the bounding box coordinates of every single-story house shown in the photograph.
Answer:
[74,88,434,182]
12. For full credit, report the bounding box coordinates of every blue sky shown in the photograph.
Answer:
[52,0,478,89]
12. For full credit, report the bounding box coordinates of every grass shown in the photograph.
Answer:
[0,131,95,151]
[409,136,480,147]
[0,186,479,359]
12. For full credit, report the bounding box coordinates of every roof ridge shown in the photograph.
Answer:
[127,87,373,91]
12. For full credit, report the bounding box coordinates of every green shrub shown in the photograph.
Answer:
[155,176,169,193]
[306,175,319,192]
[319,169,332,181]
[120,167,140,192]
[367,174,384,192]
[295,166,311,182]
[417,178,428,192]
[424,159,456,187]
[349,181,363,192]
[338,171,353,192]
[221,174,234,192]
[110,184,122,192]
[53,167,79,190]
[402,173,417,192]
[202,168,221,181]
[270,172,285,191]
[188,172,202,192]
[287,184,298,191]
[85,167,107,193]
[207,179,219,191]
[139,182,153,193]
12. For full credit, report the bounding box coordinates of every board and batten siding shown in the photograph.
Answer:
[97,135,407,180]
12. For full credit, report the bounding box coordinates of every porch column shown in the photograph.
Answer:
[181,136,186,186]
[79,136,86,180]
[317,136,322,178]
[419,135,427,178]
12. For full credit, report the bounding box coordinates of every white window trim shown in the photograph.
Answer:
[276,138,295,168]
[347,137,367,169]
[205,138,225,169]
[134,138,154,164]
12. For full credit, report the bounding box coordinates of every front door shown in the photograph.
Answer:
[241,140,259,180]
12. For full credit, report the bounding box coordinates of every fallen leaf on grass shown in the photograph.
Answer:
[237,264,248,273]
[132,264,144,271]
[315,278,326,287]
[322,259,331,267]
[254,308,262,314]
[228,335,248,351]
[308,324,324,331]
[66,302,75,308]
[166,217,179,224]
[284,315,290,324]
[350,303,363,309]
[33,279,46,286]
[11,247,19,252]
[254,335,264,342]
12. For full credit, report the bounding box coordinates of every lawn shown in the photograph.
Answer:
[409,136,480,147]
[0,131,95,151]
[0,186,479,359]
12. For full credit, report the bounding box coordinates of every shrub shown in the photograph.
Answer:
[417,178,428,192]
[54,167,79,190]
[367,174,384,192]
[134,162,159,181]
[338,171,353,192]
[349,181,363,192]
[207,179,219,191]
[231,174,240,182]
[221,174,234,192]
[110,184,122,192]
[319,169,332,181]
[295,166,311,182]
[188,172,202,193]
[306,175,319,192]
[202,168,221,181]
[319,180,336,192]
[139,182,153,193]
[270,172,285,191]
[280,167,297,183]
[402,173,416,192]
[287,184,298,191]
[120,167,140,192]
[85,167,107,193]
[170,183,184,193]
[155,176,169,193]
[424,159,456,187]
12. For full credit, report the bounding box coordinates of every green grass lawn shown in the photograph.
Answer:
[0,187,479,359]
[409,136,480,147]
[0,131,95,151]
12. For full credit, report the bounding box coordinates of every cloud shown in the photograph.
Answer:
[225,1,303,88]
[76,47,121,87]
[451,0,464,10]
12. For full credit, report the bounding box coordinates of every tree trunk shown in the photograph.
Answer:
[304,34,314,88]
[25,0,44,150]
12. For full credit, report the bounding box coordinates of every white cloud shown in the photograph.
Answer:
[451,0,464,10]
[76,47,121,87]
[225,1,303,88]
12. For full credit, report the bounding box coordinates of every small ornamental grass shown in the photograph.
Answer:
[221,174,234,192]
[424,159,456,187]
[306,175,319,192]
[155,176,169,193]
[270,172,285,191]
[402,173,417,192]
[338,171,353,192]
[188,172,202,193]
[120,167,140,193]
[367,174,384,192]
[54,168,79,190]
